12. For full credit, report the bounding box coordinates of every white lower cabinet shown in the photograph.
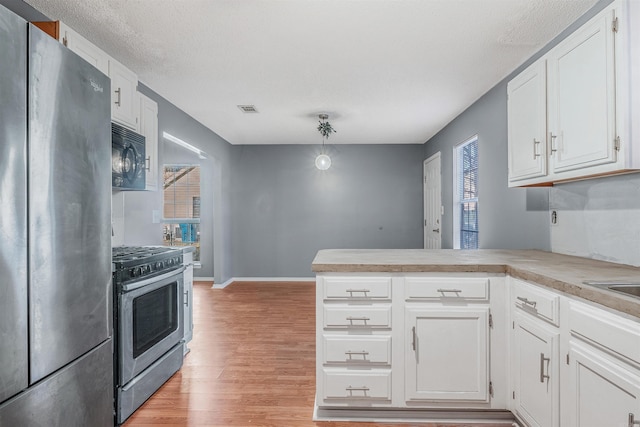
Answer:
[567,340,640,427]
[512,312,560,427]
[565,299,640,427]
[405,307,489,402]
[316,275,394,408]
[316,272,640,424]
[316,273,504,415]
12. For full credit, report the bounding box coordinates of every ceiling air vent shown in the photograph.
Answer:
[237,105,259,113]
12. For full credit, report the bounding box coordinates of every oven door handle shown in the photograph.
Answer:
[121,266,186,292]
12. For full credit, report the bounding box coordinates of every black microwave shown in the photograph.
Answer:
[112,122,146,190]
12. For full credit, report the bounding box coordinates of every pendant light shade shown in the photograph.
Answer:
[316,114,335,170]
[315,153,331,170]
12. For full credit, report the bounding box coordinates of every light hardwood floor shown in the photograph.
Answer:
[123,281,515,427]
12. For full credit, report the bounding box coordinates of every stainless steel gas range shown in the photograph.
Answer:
[112,246,185,425]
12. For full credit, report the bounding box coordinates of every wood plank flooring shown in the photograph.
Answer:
[123,281,515,427]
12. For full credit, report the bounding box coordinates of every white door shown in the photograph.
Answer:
[423,153,441,249]
[405,307,489,402]
[512,312,560,427]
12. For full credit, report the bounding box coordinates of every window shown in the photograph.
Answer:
[454,136,479,249]
[162,165,201,261]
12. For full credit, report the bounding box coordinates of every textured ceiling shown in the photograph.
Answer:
[24,0,599,145]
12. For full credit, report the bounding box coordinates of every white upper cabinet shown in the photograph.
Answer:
[58,22,109,75]
[138,93,158,191]
[547,6,617,174]
[507,0,640,187]
[507,59,547,183]
[109,57,139,130]
[33,20,140,131]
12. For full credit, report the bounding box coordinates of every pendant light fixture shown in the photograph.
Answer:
[315,114,335,170]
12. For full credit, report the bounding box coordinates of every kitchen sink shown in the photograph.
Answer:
[607,285,640,298]
[582,281,640,299]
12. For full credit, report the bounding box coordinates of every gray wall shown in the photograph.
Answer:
[0,0,47,20]
[423,84,551,250]
[121,83,234,282]
[230,144,425,277]
[423,0,614,251]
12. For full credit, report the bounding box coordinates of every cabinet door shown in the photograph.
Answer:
[405,307,489,402]
[567,341,640,427]
[507,59,547,183]
[139,93,158,191]
[512,312,559,427]
[109,58,138,130]
[547,6,617,173]
[59,22,109,75]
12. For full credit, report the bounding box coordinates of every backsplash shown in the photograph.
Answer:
[550,173,640,267]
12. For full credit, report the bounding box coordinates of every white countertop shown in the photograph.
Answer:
[312,249,640,318]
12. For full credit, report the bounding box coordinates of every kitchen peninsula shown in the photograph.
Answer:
[312,249,640,426]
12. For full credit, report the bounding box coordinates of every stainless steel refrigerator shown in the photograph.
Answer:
[0,5,113,426]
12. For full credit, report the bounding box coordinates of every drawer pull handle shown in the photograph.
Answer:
[540,353,550,383]
[437,288,462,294]
[345,350,369,360]
[346,386,370,397]
[346,289,370,295]
[517,296,537,308]
[346,316,370,325]
[629,413,640,427]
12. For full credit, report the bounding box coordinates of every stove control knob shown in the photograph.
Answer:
[145,265,151,273]
[156,262,162,269]
[130,268,137,277]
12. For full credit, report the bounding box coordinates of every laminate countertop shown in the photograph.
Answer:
[311,249,640,318]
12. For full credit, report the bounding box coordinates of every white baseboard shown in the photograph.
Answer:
[213,277,315,289]
[313,404,518,424]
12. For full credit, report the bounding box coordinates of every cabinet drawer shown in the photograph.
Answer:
[323,336,391,365]
[405,277,489,301]
[322,370,391,402]
[323,306,391,329]
[569,300,640,365]
[512,279,559,326]
[323,277,392,300]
